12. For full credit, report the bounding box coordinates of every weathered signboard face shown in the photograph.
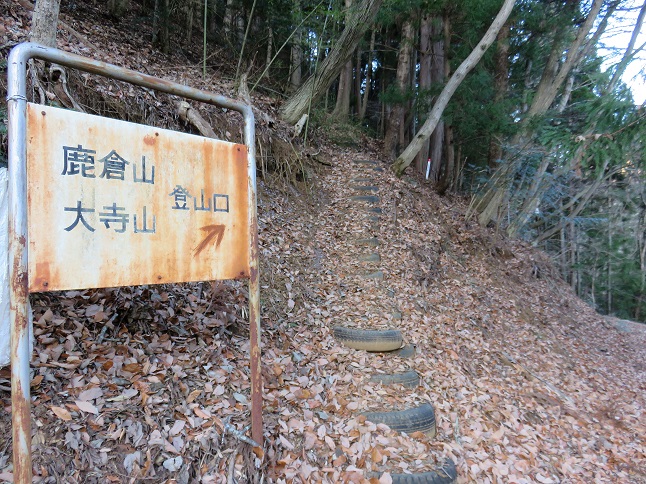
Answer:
[26,103,250,292]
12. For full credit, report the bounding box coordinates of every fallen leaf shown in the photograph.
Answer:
[379,473,393,484]
[75,400,99,415]
[78,387,103,401]
[51,406,72,421]
[163,456,183,471]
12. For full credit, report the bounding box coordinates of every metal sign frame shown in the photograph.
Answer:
[7,42,262,483]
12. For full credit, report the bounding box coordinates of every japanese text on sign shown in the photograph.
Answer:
[26,103,250,292]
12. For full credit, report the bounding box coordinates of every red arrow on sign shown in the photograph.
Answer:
[193,224,226,257]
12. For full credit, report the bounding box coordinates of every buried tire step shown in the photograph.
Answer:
[351,195,380,203]
[359,253,381,262]
[333,327,402,351]
[385,343,416,358]
[362,403,436,437]
[355,237,379,247]
[374,458,457,484]
[362,270,384,280]
[369,370,420,388]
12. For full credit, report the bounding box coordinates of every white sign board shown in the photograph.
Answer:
[26,104,250,292]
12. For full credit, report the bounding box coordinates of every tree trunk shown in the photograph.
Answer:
[635,204,646,320]
[379,67,386,136]
[494,0,634,234]
[30,0,61,47]
[526,0,604,119]
[236,7,245,48]
[208,0,218,35]
[107,0,129,18]
[185,0,195,42]
[557,74,575,112]
[560,207,567,279]
[437,124,454,195]
[385,20,414,160]
[224,0,234,41]
[280,0,383,124]
[533,160,610,245]
[570,219,579,293]
[265,26,273,79]
[157,0,170,53]
[471,0,604,229]
[406,41,417,147]
[333,1,354,121]
[506,156,550,237]
[607,0,646,92]
[429,15,447,181]
[392,0,516,176]
[355,48,362,117]
[359,29,375,120]
[150,0,158,43]
[607,198,612,313]
[487,20,510,168]
[415,14,432,173]
[290,0,303,90]
[333,57,353,118]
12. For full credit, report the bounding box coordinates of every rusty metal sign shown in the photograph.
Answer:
[26,104,249,292]
[8,42,263,484]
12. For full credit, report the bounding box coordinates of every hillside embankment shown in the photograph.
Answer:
[1,1,645,482]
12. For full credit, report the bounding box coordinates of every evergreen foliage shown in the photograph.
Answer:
[41,0,646,322]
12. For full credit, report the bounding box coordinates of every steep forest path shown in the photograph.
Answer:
[258,146,646,483]
[0,2,644,482]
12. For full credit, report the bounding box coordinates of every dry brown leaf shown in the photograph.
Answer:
[50,406,72,421]
[74,400,99,415]
[78,387,103,401]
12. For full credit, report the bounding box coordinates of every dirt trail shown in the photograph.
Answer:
[259,147,646,483]
[0,147,644,483]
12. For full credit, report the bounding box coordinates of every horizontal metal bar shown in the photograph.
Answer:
[6,42,262,479]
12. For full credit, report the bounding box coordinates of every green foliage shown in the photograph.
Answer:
[313,108,367,145]
[379,83,415,105]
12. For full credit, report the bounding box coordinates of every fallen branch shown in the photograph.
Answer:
[227,448,238,484]
[224,421,260,448]
[177,101,217,139]
[500,351,576,408]
[17,0,103,54]
[50,64,86,112]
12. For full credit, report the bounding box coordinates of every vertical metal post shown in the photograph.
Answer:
[242,107,263,448]
[6,44,263,476]
[7,45,33,484]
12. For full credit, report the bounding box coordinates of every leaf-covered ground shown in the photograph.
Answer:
[1,2,646,482]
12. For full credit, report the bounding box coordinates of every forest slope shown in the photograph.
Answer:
[1,1,645,483]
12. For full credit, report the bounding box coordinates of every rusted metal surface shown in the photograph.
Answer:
[8,42,264,481]
[248,154,262,447]
[27,103,250,292]
[7,45,33,484]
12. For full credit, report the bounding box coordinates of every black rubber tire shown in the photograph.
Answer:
[333,327,403,351]
[380,459,458,484]
[351,195,380,203]
[362,271,384,280]
[354,159,378,165]
[355,237,380,247]
[386,344,416,358]
[359,253,381,262]
[362,403,436,436]
[370,370,420,388]
[352,185,379,192]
